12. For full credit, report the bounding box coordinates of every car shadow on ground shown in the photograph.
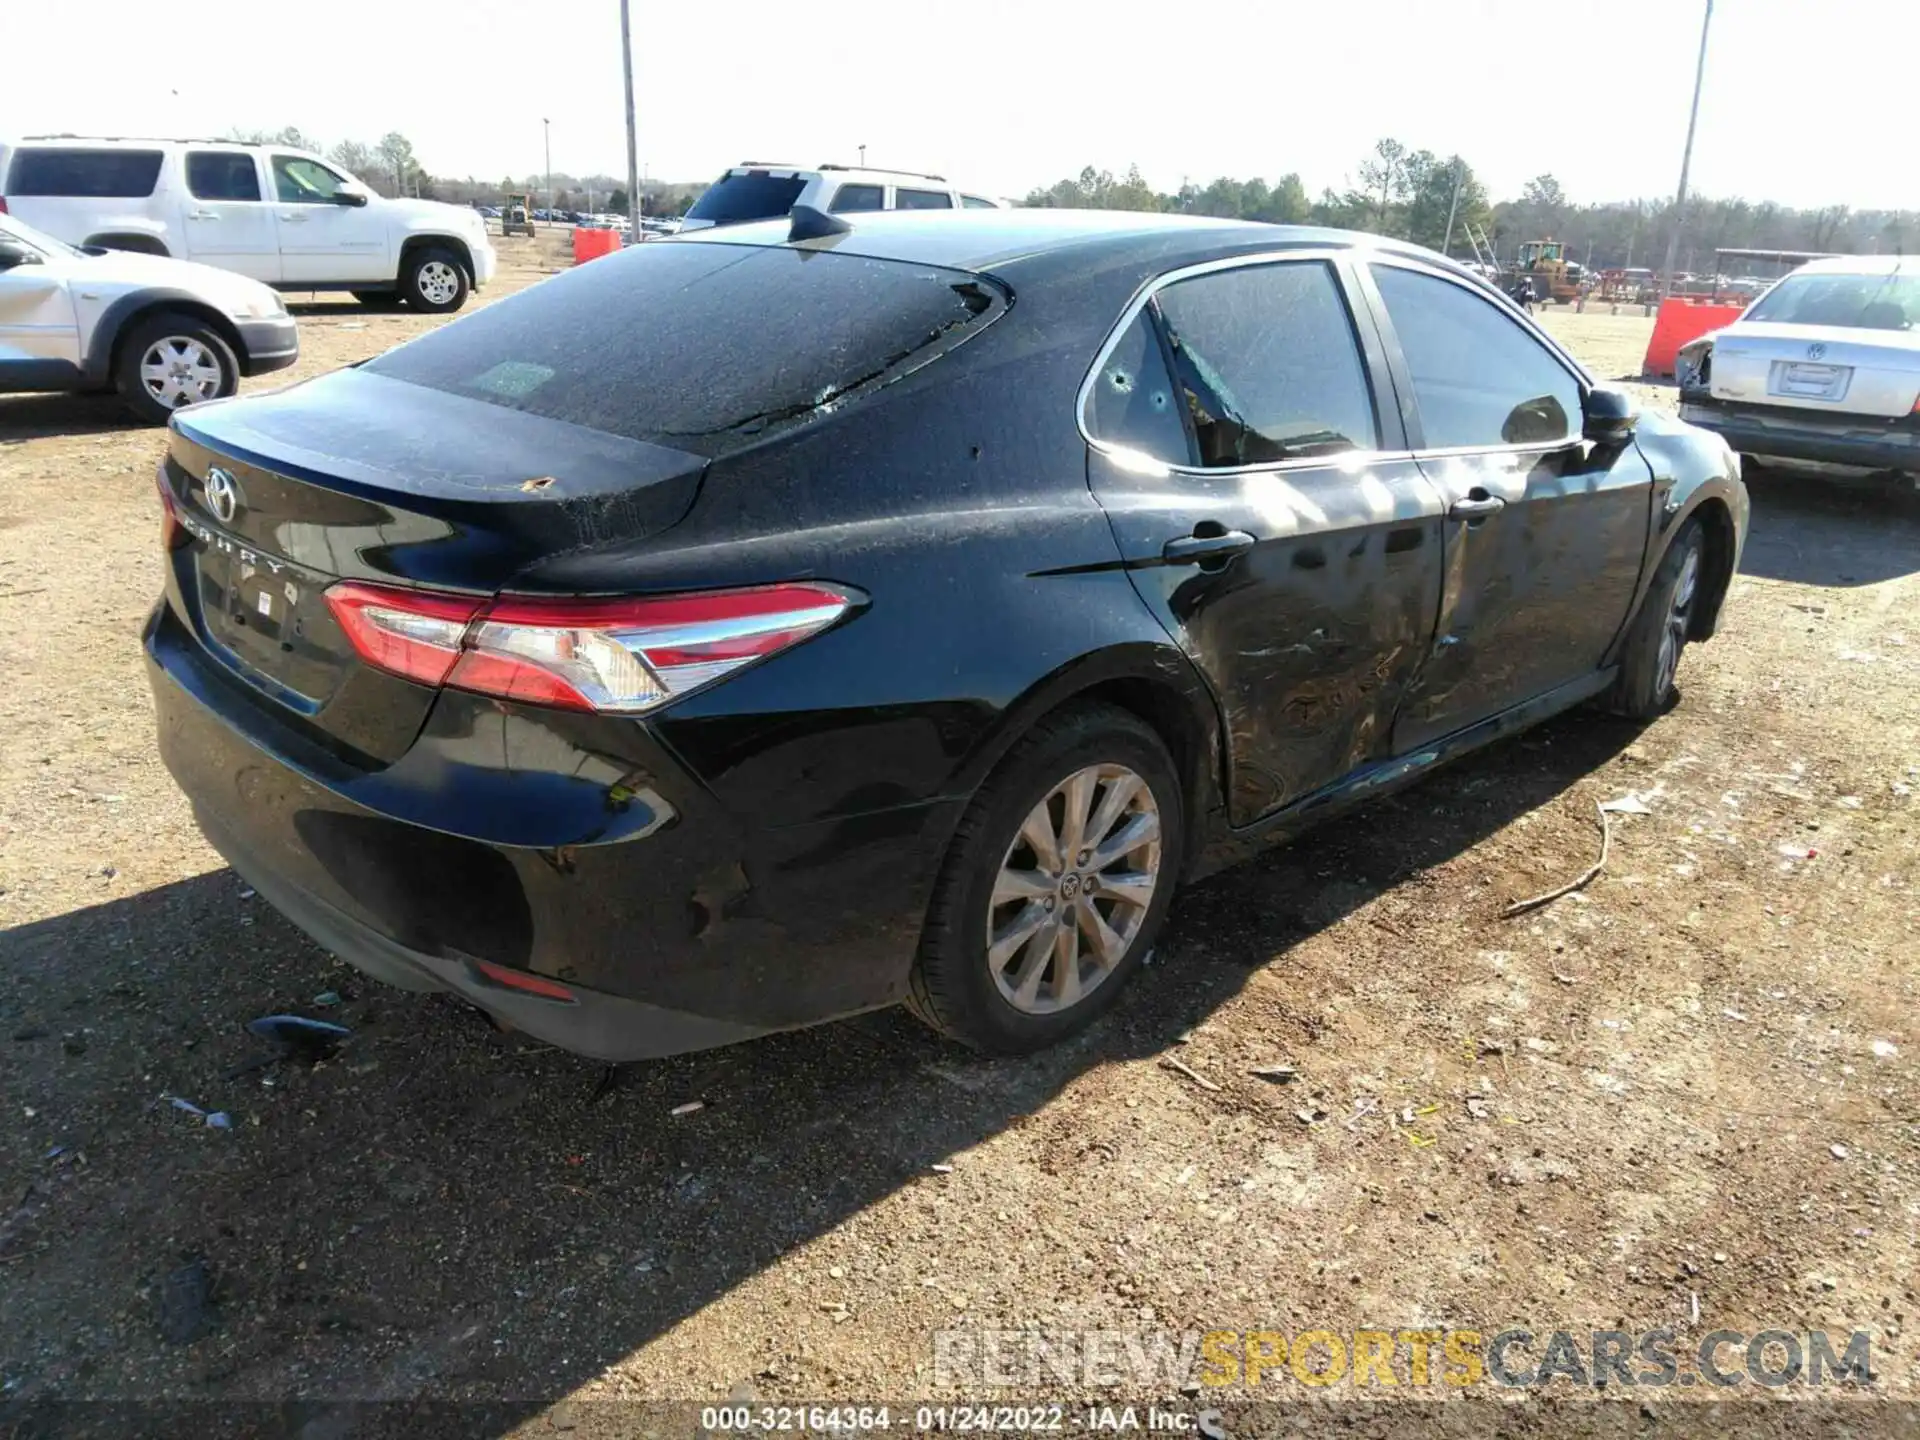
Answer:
[1739,465,1920,587]
[0,391,148,443]
[2,711,1638,1423]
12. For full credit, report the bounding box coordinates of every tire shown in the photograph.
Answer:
[1607,518,1705,720]
[906,703,1185,1053]
[352,290,404,309]
[401,247,469,313]
[114,312,239,426]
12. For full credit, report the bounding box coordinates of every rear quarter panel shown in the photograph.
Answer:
[508,284,1220,836]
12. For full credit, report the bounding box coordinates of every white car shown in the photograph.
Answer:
[0,211,297,423]
[680,163,1004,231]
[1677,255,1920,481]
[0,136,497,312]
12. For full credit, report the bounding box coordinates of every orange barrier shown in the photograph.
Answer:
[1642,298,1746,378]
[571,227,621,264]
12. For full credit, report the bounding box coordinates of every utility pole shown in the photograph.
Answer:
[858,144,867,167]
[1661,0,1714,297]
[542,117,552,213]
[1442,158,1465,257]
[620,0,641,238]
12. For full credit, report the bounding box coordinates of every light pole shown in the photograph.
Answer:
[542,117,552,214]
[1661,0,1714,297]
[1441,157,1465,257]
[620,0,641,237]
[858,144,866,168]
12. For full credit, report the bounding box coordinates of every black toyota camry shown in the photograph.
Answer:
[147,208,1748,1061]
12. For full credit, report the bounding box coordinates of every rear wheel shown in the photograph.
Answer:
[1608,518,1704,720]
[114,313,238,425]
[907,705,1184,1052]
[401,247,469,313]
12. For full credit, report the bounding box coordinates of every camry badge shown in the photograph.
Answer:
[206,467,241,524]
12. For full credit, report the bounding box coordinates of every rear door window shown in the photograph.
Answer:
[1152,260,1380,466]
[961,195,997,209]
[1370,263,1581,448]
[6,148,164,198]
[829,183,884,214]
[895,188,954,210]
[186,151,262,202]
[684,172,807,226]
[364,242,1008,454]
[1084,311,1191,465]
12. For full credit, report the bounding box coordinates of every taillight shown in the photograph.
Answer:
[0,197,10,215]
[157,471,189,551]
[325,583,484,688]
[325,581,858,714]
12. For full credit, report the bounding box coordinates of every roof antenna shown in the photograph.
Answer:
[788,204,851,243]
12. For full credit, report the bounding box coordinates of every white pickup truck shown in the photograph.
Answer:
[0,137,496,312]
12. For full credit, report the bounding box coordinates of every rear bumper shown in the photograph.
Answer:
[1680,398,1920,474]
[235,317,300,377]
[145,600,954,1061]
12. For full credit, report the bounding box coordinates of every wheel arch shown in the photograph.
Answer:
[398,232,473,282]
[1682,495,1738,641]
[84,291,245,387]
[947,644,1225,881]
[82,231,171,257]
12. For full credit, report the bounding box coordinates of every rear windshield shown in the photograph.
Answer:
[1746,271,1920,332]
[7,148,164,197]
[364,241,1006,453]
[685,172,808,226]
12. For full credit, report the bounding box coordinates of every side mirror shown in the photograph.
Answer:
[1583,386,1638,445]
[332,189,370,207]
[0,240,42,270]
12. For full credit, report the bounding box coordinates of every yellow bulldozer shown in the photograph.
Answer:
[502,192,535,238]
[1507,239,1586,305]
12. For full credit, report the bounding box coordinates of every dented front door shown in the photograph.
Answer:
[1359,259,1652,752]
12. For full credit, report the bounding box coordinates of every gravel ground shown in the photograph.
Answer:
[2,240,1917,1432]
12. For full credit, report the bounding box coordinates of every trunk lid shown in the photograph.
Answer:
[1709,320,1920,418]
[163,367,707,762]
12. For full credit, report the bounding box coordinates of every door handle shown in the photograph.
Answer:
[277,212,309,223]
[1162,529,1257,564]
[1449,494,1506,519]
[187,209,218,220]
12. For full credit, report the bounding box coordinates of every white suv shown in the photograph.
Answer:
[0,136,497,312]
[679,163,1004,231]
[0,211,297,423]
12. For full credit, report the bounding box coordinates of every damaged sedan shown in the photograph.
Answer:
[147,209,1748,1062]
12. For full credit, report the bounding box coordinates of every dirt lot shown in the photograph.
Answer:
[3,239,1918,1430]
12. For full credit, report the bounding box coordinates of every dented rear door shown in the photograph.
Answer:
[1084,255,1445,827]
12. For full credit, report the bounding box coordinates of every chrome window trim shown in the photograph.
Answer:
[1076,247,1396,479]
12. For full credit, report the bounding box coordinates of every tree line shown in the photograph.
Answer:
[1025,139,1920,273]
[222,126,704,215]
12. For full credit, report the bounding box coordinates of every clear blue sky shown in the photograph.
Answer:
[5,0,1914,208]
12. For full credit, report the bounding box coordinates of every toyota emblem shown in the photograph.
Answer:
[205,467,240,524]
[1806,342,1827,361]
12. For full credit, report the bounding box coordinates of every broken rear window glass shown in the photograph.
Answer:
[364,241,1007,454]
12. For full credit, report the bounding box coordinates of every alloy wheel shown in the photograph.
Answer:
[139,337,224,410]
[987,763,1162,1015]
[417,261,461,306]
[1656,544,1702,697]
